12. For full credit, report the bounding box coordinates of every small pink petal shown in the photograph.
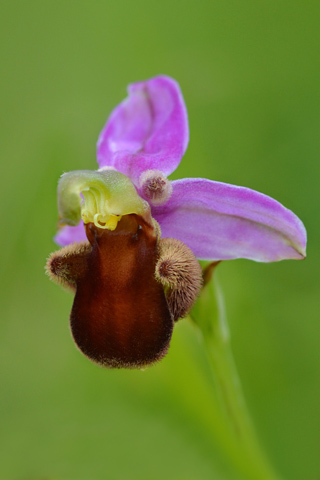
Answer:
[54,222,87,247]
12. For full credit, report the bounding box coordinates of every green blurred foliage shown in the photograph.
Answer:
[0,1,319,479]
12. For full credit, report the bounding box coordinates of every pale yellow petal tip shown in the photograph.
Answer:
[284,237,307,260]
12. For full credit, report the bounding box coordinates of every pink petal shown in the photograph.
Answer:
[54,222,87,247]
[97,75,189,184]
[152,179,307,262]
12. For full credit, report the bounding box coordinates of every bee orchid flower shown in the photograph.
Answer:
[47,75,306,369]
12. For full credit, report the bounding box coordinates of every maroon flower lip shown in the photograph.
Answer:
[47,214,202,368]
[71,217,174,368]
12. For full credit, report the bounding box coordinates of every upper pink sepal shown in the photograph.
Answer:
[97,75,189,184]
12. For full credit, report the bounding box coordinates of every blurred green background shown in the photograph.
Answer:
[0,1,319,479]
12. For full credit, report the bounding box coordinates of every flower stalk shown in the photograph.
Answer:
[191,266,283,480]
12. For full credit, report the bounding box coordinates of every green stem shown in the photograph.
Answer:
[191,268,283,480]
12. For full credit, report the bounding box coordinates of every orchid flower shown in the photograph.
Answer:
[46,75,306,369]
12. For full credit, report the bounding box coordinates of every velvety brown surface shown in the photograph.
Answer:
[155,237,203,321]
[70,215,174,368]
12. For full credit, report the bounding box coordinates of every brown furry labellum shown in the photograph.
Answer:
[46,214,202,369]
